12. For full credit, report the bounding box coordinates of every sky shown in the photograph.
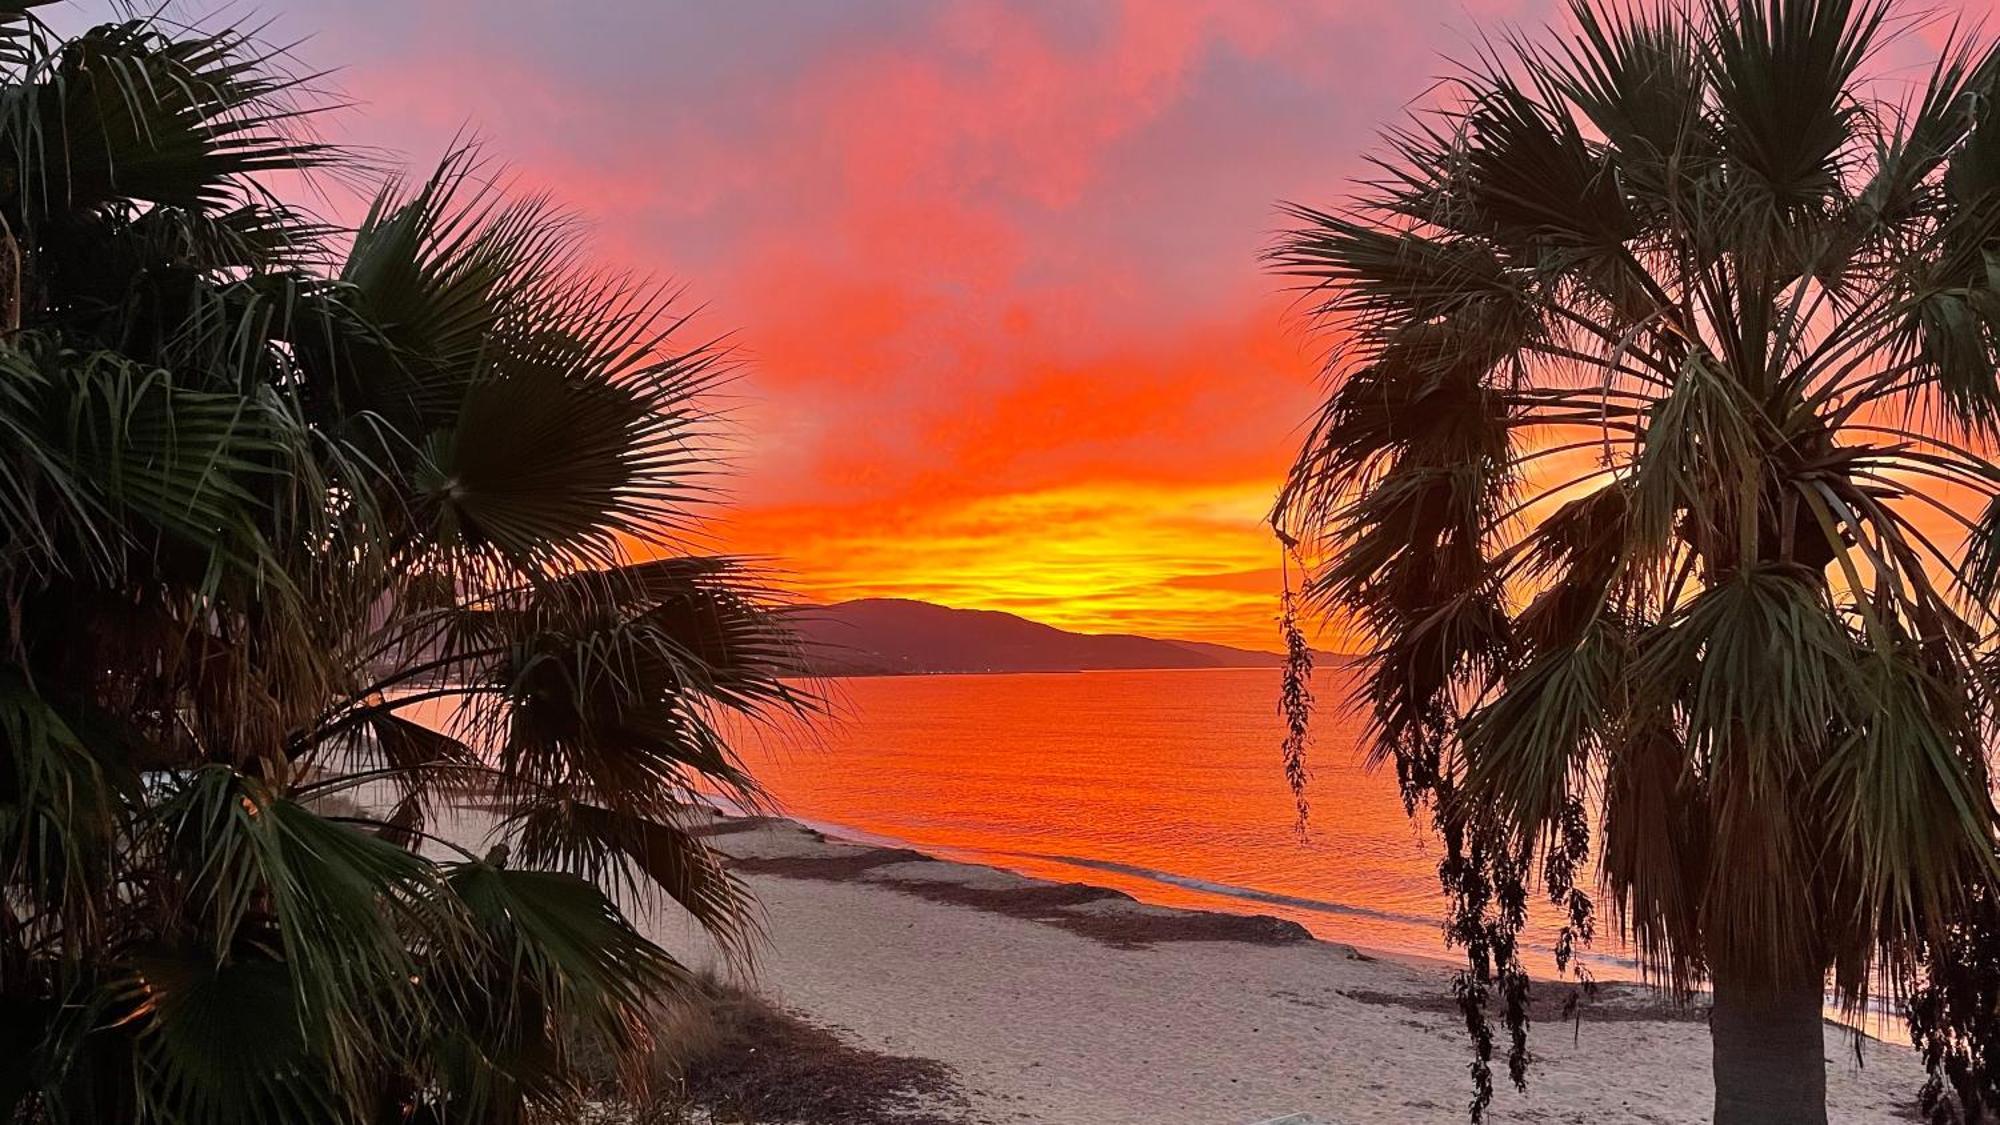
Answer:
[136,0,1582,649]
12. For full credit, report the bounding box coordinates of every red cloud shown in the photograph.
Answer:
[277,0,1575,647]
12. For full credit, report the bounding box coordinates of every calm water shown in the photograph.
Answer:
[737,667,1639,980]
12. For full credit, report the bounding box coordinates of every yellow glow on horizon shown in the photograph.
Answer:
[727,478,1298,651]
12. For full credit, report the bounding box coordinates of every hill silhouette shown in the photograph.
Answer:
[793,598,1283,675]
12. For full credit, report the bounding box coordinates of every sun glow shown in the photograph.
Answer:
[728,478,1293,649]
[276,0,1474,654]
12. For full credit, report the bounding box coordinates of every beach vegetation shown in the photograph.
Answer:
[0,4,807,1122]
[1271,1,2000,1120]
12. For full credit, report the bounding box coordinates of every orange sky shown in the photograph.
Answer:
[228,0,1979,651]
[249,0,1584,649]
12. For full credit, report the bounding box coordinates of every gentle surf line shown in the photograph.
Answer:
[989,848,1438,928]
[717,799,1665,981]
[752,812,1679,1007]
[745,807,1395,926]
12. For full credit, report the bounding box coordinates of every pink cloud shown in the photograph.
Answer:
[263,0,1576,642]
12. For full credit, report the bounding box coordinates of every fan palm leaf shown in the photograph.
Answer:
[0,11,812,1125]
[1272,1,2000,1119]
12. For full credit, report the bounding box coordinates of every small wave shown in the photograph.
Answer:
[991,849,1440,929]
[980,850,1643,976]
[726,808,1648,977]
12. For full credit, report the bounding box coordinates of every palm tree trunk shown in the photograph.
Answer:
[1710,964,1827,1125]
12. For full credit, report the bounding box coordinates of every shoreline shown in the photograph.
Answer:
[699,810,1911,1035]
[699,814,1326,952]
[662,810,1928,1124]
[696,811,1691,1011]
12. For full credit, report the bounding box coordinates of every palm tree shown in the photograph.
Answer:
[0,7,808,1122]
[1269,1,2000,1121]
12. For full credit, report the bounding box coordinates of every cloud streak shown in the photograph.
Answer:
[254,0,1571,647]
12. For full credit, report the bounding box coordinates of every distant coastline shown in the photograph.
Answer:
[791,596,1286,676]
[805,663,1282,679]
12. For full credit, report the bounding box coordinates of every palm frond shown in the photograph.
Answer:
[0,12,806,1124]
[1271,1,2000,1111]
[3,18,335,223]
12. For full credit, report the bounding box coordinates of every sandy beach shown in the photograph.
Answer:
[608,815,1926,1125]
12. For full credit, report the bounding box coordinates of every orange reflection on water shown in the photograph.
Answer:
[736,666,1638,981]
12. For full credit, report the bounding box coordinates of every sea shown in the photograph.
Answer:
[732,666,1642,984]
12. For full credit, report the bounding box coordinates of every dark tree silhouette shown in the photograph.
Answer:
[1272,1,2000,1120]
[0,6,809,1122]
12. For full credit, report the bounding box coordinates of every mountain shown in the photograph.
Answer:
[791,598,1284,676]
